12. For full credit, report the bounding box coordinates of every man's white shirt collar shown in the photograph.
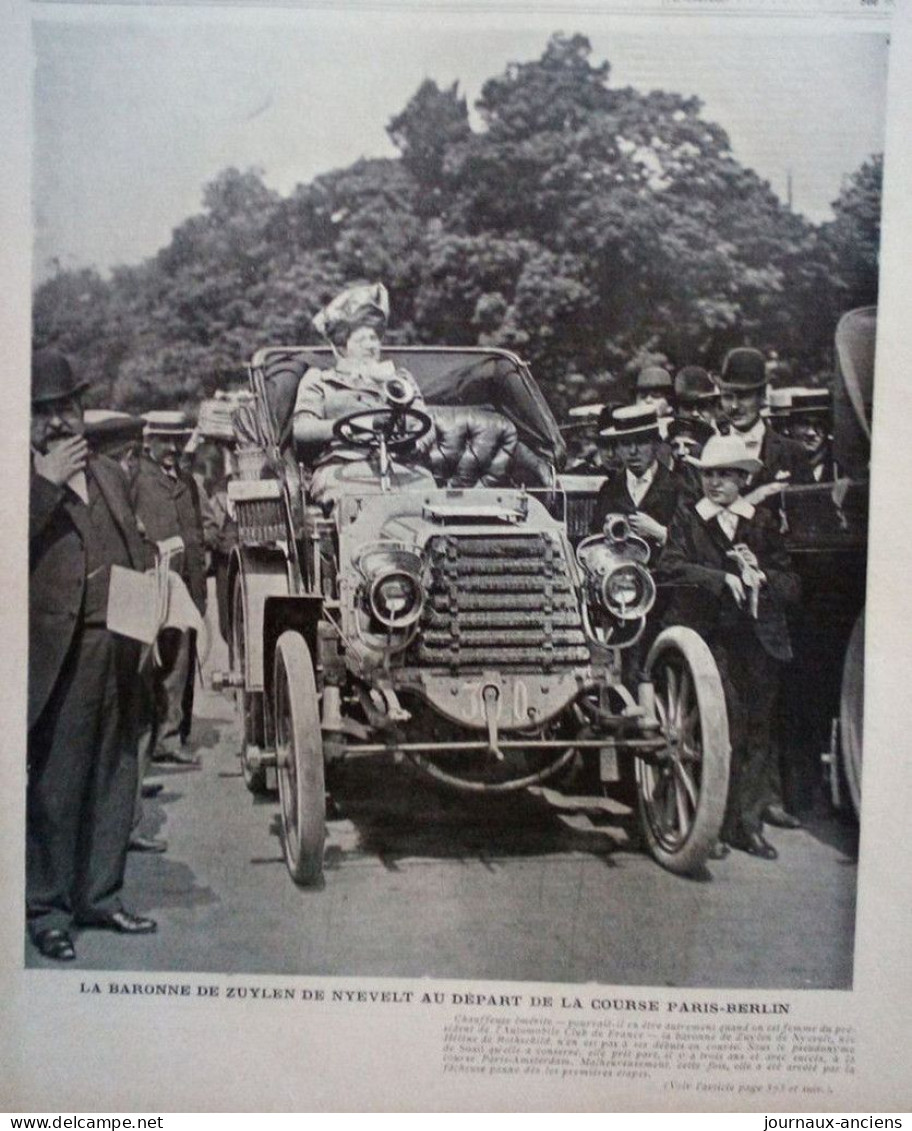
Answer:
[625,461,658,506]
[734,418,766,451]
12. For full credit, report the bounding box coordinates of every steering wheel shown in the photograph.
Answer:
[332,405,433,452]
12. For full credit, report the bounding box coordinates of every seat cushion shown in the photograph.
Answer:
[426,405,519,488]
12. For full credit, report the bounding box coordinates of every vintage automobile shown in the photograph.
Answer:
[215,345,732,885]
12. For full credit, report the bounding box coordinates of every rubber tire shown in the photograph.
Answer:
[637,626,731,875]
[274,631,326,886]
[230,583,269,795]
[839,611,864,819]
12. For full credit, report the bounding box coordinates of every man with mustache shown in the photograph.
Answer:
[28,349,156,961]
[131,412,207,765]
[715,349,813,831]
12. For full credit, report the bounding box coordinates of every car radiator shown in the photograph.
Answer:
[411,532,590,670]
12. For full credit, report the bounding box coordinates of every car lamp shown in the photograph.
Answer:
[354,542,427,636]
[598,562,655,621]
[368,568,424,630]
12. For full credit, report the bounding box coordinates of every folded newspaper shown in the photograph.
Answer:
[106,535,206,648]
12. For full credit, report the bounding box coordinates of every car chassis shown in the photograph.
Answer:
[218,346,731,884]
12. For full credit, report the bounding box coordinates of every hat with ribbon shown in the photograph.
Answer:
[717,348,768,392]
[567,402,604,420]
[84,410,144,454]
[687,433,763,474]
[313,283,390,348]
[766,387,796,420]
[142,410,195,439]
[599,403,661,441]
[789,388,831,417]
[32,348,90,405]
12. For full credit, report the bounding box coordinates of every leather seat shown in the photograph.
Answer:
[234,354,554,490]
[425,405,518,488]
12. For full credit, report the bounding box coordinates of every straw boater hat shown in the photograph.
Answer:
[717,348,768,392]
[789,388,831,417]
[688,433,762,474]
[142,410,194,439]
[313,283,390,348]
[766,387,796,421]
[83,410,144,456]
[567,402,605,420]
[599,403,661,441]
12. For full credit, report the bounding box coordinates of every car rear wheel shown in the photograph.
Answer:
[637,627,730,875]
[230,583,269,795]
[274,631,326,887]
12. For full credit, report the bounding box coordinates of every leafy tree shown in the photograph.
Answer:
[31,35,884,416]
[823,153,882,308]
[387,79,471,195]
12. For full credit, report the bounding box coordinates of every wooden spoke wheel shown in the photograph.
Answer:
[230,583,269,795]
[637,627,730,874]
[274,631,326,887]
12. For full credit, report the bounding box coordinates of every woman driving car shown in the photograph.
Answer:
[293,283,434,506]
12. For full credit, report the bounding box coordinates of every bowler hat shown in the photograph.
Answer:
[84,410,144,454]
[688,433,762,474]
[599,404,661,441]
[675,365,718,406]
[142,410,194,438]
[31,348,90,405]
[635,366,673,394]
[718,348,767,392]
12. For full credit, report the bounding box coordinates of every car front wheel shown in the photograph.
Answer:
[636,626,730,875]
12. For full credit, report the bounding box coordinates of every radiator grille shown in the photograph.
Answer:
[411,532,589,671]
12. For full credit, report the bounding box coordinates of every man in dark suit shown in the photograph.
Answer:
[715,350,813,830]
[28,350,157,961]
[716,347,813,501]
[674,365,720,430]
[83,410,166,853]
[591,404,683,554]
[789,388,838,482]
[131,412,207,764]
[658,434,801,860]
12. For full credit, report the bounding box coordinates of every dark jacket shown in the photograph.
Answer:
[591,460,683,552]
[132,456,208,614]
[29,454,149,730]
[657,498,801,662]
[756,428,814,489]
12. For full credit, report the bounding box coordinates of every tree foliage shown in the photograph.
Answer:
[33,33,883,416]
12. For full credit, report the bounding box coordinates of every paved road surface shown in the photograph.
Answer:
[26,615,858,988]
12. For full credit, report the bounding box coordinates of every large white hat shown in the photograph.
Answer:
[687,433,763,474]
